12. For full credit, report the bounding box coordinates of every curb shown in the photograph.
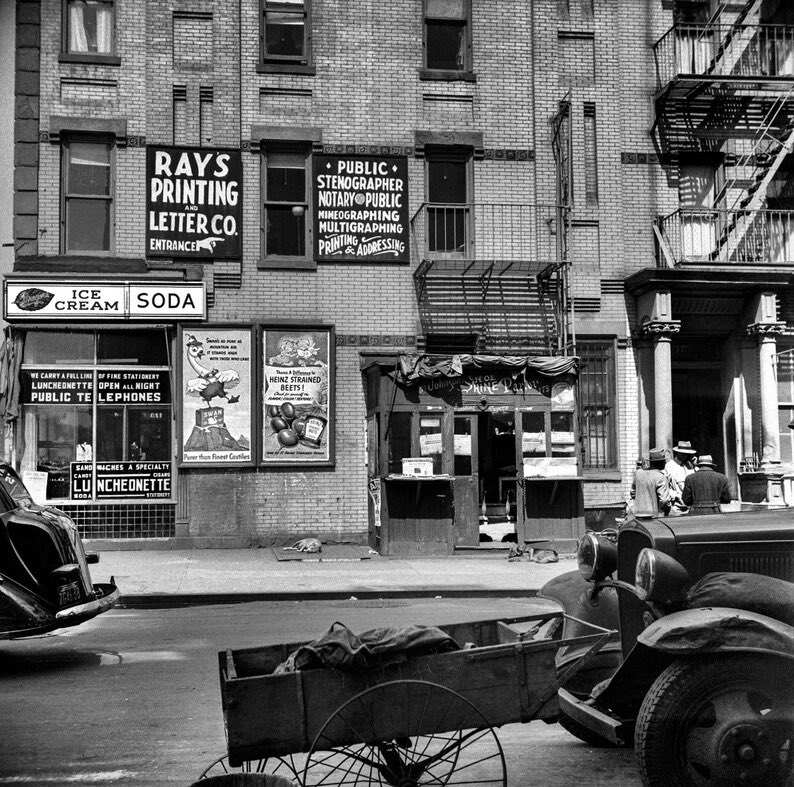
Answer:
[117,588,543,608]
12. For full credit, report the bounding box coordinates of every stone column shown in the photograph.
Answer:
[641,319,680,453]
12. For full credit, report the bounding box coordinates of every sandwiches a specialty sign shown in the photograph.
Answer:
[147,146,243,259]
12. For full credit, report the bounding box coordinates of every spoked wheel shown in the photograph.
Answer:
[199,753,304,783]
[302,679,507,786]
[635,656,794,786]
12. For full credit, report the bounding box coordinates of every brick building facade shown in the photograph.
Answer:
[7,0,794,550]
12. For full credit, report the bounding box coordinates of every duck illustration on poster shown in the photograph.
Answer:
[182,331,252,462]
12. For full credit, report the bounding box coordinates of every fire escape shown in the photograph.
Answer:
[411,124,574,357]
[652,0,794,267]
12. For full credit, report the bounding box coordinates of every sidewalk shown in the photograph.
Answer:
[88,543,577,607]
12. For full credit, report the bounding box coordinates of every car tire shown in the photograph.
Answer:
[558,710,628,748]
[635,655,794,787]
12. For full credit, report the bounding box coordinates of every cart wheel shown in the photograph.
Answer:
[199,753,304,783]
[302,679,507,786]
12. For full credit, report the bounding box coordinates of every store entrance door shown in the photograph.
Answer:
[476,410,519,545]
[452,414,479,546]
[672,362,724,461]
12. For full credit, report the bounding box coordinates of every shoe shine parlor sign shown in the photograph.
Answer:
[4,281,206,321]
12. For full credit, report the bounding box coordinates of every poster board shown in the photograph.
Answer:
[178,325,255,467]
[259,324,335,466]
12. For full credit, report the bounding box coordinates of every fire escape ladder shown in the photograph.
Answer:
[704,0,763,77]
[715,92,794,261]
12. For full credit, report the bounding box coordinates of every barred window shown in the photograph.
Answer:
[579,340,616,470]
[777,344,794,465]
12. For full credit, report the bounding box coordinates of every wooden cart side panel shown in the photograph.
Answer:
[225,670,309,766]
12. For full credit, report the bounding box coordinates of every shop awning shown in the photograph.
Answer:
[396,353,578,385]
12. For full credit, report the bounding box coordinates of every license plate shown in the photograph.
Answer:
[58,581,82,606]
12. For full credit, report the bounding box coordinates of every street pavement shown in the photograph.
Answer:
[85,542,578,606]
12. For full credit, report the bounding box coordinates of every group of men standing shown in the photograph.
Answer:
[630,440,731,517]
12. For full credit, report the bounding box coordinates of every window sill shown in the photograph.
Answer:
[257,257,317,271]
[418,68,477,83]
[257,62,316,75]
[59,53,121,66]
[583,470,622,482]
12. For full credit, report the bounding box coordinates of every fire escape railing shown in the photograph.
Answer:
[410,203,561,265]
[654,24,794,89]
[656,208,794,266]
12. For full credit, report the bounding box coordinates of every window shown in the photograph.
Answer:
[21,331,172,502]
[62,138,113,253]
[426,151,470,255]
[579,340,617,470]
[423,0,472,74]
[65,0,114,55]
[583,104,599,207]
[262,146,310,262]
[261,1,311,68]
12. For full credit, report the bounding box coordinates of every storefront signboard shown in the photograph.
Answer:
[146,146,243,259]
[523,457,579,479]
[178,326,254,467]
[313,155,409,263]
[4,281,206,321]
[98,371,171,404]
[260,325,335,466]
[70,461,172,499]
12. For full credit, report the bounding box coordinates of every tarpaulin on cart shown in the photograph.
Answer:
[396,353,578,385]
[274,622,461,674]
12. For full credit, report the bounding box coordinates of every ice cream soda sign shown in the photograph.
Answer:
[313,155,409,263]
[147,146,243,259]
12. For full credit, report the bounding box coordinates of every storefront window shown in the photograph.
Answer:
[453,416,472,475]
[419,414,443,474]
[522,412,546,457]
[387,412,412,474]
[551,412,576,457]
[20,330,172,502]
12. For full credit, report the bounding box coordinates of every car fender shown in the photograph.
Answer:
[0,576,54,639]
[539,570,622,695]
[638,606,794,661]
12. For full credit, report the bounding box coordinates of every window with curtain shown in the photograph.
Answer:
[66,0,114,55]
[62,138,114,253]
[262,146,310,262]
[261,0,310,64]
[424,0,471,73]
[578,339,617,470]
[777,343,794,465]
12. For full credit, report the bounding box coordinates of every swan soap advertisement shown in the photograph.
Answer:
[261,326,334,466]
[146,146,243,259]
[179,327,254,467]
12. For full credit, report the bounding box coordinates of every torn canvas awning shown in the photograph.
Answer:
[396,353,578,384]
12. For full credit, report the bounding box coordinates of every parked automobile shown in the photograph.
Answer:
[540,511,794,787]
[0,463,118,638]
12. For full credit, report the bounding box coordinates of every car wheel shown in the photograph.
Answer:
[558,710,628,748]
[635,655,794,787]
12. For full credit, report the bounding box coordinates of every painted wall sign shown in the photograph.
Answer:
[4,281,206,321]
[260,325,335,466]
[146,146,243,258]
[20,370,93,404]
[179,326,254,467]
[70,461,172,499]
[313,155,409,262]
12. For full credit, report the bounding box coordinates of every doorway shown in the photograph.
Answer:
[672,360,725,461]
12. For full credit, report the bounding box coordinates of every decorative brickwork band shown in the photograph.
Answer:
[621,152,660,165]
[336,334,417,347]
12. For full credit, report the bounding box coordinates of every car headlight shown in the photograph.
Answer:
[635,548,691,604]
[576,532,617,581]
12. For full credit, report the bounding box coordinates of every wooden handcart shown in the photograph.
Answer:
[199,611,615,786]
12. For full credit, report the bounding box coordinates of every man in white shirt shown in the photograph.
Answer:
[665,440,696,515]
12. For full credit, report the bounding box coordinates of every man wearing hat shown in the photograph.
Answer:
[682,455,731,515]
[665,440,696,515]
[630,448,672,516]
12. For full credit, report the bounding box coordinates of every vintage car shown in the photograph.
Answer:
[0,463,118,638]
[540,510,794,787]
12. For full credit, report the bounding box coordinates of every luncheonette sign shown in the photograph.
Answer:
[146,146,243,259]
[4,281,206,321]
[313,155,409,263]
